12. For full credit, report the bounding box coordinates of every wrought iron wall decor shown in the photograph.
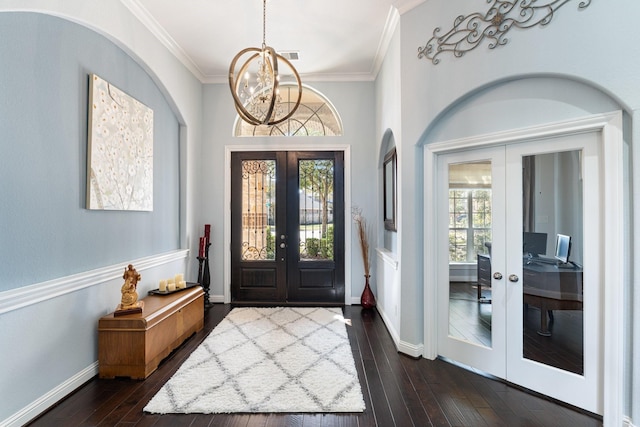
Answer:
[418,0,592,65]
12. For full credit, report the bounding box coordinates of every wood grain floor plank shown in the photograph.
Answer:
[26,304,601,427]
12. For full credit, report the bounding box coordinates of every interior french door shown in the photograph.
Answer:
[437,131,603,414]
[230,151,345,304]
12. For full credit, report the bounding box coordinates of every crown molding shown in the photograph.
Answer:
[393,0,426,15]
[120,0,206,81]
[120,0,425,84]
[370,6,401,79]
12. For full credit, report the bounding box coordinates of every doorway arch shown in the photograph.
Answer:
[421,75,626,423]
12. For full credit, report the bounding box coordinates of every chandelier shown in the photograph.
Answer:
[228,0,302,126]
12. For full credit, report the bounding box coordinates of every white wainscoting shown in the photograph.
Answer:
[0,250,189,427]
[374,248,401,348]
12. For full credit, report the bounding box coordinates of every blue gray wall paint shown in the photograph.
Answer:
[0,13,180,292]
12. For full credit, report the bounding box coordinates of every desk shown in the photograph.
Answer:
[522,261,583,336]
[476,255,582,336]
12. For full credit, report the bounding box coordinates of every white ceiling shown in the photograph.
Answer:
[123,0,425,83]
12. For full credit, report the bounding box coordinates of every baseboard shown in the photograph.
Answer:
[376,305,424,358]
[209,294,225,303]
[397,340,424,358]
[1,362,98,427]
[376,304,400,345]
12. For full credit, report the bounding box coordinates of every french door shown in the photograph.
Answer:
[437,131,603,414]
[230,151,345,304]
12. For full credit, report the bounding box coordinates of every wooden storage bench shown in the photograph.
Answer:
[98,286,204,379]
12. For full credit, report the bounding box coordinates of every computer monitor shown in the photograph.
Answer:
[523,232,547,257]
[554,234,572,264]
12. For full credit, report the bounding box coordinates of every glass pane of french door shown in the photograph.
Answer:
[521,151,584,375]
[437,146,506,378]
[448,162,493,347]
[505,131,602,414]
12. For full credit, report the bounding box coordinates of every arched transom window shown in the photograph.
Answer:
[234,84,343,137]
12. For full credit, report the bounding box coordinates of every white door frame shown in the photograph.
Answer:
[423,112,624,426]
[223,144,352,305]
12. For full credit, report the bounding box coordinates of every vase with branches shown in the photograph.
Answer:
[352,206,375,308]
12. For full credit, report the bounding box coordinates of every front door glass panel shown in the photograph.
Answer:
[240,160,276,261]
[298,159,335,261]
[521,151,584,375]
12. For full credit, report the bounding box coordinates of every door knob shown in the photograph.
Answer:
[493,272,503,280]
[508,274,519,283]
[280,242,286,249]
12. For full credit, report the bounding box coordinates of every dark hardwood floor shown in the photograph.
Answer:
[28,304,601,426]
[449,282,584,375]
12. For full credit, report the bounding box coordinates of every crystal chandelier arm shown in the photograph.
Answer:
[263,54,302,126]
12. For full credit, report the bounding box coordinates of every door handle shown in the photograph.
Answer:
[280,242,286,249]
[493,272,503,280]
[508,274,519,283]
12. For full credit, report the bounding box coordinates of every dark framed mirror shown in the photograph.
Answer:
[383,147,397,231]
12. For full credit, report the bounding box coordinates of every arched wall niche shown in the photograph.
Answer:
[380,129,396,166]
[379,129,397,252]
[6,6,203,255]
[419,74,625,147]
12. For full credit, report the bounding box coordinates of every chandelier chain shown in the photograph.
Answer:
[262,0,267,49]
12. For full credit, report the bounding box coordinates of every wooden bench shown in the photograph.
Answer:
[98,286,204,379]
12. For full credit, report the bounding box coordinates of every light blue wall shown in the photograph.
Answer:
[0,13,180,292]
[0,11,189,424]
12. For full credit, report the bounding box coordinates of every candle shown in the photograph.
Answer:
[159,280,167,292]
[177,280,186,289]
[167,282,176,292]
[199,236,205,258]
[204,224,211,245]
[174,273,183,284]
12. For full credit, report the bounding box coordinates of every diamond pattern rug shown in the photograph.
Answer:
[144,306,366,414]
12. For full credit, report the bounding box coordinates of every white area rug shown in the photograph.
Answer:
[144,307,366,414]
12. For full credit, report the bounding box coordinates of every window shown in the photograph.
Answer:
[449,189,492,262]
[234,84,343,137]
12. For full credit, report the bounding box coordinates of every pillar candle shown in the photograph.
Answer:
[167,282,176,292]
[199,236,205,258]
[178,280,186,289]
[204,224,211,245]
[159,280,167,292]
[174,273,183,284]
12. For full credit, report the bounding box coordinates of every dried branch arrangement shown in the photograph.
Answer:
[352,207,370,276]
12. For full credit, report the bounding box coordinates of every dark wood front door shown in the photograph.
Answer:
[231,151,345,304]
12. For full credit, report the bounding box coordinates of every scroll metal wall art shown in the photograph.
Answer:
[418,0,592,65]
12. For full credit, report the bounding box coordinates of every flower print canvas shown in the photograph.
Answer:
[87,74,153,211]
